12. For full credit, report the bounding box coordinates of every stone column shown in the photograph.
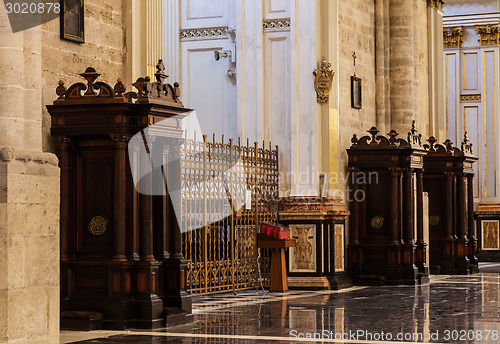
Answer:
[427,0,445,140]
[375,0,390,133]
[389,0,416,134]
[0,4,60,341]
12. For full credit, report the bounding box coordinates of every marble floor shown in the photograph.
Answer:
[47,263,500,343]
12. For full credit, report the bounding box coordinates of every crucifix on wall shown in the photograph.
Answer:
[351,51,362,109]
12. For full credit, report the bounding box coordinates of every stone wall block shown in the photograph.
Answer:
[5,173,25,204]
[6,237,25,289]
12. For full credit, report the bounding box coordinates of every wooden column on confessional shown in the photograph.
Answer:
[415,170,428,275]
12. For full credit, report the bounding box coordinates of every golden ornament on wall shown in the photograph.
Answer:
[313,57,334,103]
[89,216,107,236]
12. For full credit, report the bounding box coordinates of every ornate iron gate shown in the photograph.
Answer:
[181,134,278,295]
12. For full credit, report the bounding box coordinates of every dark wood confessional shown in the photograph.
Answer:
[47,62,192,329]
[347,123,429,285]
[422,134,478,274]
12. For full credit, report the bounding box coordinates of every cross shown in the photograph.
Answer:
[352,52,357,67]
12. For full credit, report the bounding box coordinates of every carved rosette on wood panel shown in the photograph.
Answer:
[289,224,316,273]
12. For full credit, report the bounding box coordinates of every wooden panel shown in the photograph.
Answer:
[463,52,478,91]
[265,33,291,190]
[289,224,316,273]
[181,0,228,28]
[484,50,497,198]
[445,53,458,143]
[482,220,500,250]
[464,106,480,197]
[334,224,344,272]
[264,0,290,19]
[181,40,237,138]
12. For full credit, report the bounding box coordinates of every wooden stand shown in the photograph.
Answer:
[257,234,295,292]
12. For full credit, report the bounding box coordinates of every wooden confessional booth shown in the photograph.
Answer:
[422,135,478,275]
[47,63,192,329]
[347,124,429,285]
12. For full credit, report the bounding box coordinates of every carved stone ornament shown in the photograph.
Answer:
[476,25,500,46]
[313,57,334,103]
[443,26,463,49]
[427,0,444,10]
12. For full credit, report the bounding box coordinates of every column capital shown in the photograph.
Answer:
[443,26,463,49]
[475,25,500,46]
[111,133,131,148]
[427,0,444,10]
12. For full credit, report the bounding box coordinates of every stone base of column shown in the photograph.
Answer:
[163,258,192,315]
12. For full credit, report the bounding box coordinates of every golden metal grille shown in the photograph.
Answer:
[181,134,278,295]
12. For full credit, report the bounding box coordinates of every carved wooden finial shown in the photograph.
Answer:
[155,59,168,84]
[114,78,125,97]
[407,120,422,146]
[388,130,399,145]
[56,80,66,99]
[427,136,437,151]
[351,134,358,145]
[79,67,101,96]
[461,132,474,154]
[444,139,454,152]
[368,127,379,144]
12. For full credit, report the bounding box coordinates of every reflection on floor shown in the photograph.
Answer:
[56,262,500,343]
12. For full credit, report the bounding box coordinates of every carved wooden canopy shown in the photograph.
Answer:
[54,60,184,108]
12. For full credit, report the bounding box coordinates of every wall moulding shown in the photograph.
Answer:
[476,25,500,46]
[179,26,229,41]
[263,18,291,32]
[460,94,481,102]
[443,26,463,49]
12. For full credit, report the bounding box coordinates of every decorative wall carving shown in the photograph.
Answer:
[313,57,334,103]
[482,220,500,250]
[180,26,229,41]
[460,94,481,102]
[263,18,291,32]
[289,224,316,273]
[476,25,500,46]
[427,0,444,10]
[443,26,463,49]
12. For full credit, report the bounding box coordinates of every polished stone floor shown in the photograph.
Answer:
[54,262,500,344]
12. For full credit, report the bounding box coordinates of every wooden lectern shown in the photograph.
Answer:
[257,233,295,292]
[47,63,192,329]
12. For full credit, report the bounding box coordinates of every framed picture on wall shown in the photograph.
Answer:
[60,0,85,43]
[351,76,362,109]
